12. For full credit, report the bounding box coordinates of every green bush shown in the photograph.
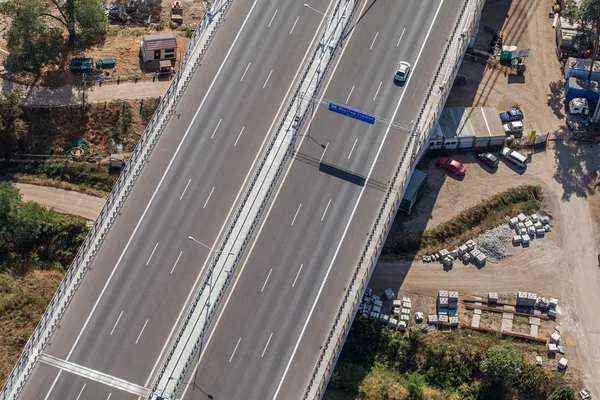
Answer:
[480,343,523,386]
[548,386,576,400]
[406,372,425,399]
[10,162,117,193]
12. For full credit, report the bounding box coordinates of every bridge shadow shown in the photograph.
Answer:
[293,151,388,192]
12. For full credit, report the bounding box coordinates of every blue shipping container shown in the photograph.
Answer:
[565,77,600,104]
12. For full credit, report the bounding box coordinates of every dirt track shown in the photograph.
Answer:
[15,183,105,220]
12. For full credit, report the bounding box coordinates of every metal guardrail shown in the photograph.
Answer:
[0,1,232,399]
[149,1,358,398]
[302,0,486,398]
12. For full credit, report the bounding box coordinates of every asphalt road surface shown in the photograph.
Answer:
[182,1,465,399]
[17,1,337,399]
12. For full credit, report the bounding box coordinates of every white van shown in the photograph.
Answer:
[500,147,527,167]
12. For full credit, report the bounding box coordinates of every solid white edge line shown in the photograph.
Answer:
[179,179,192,201]
[292,264,304,288]
[348,138,358,159]
[106,393,112,400]
[75,384,86,400]
[261,269,273,293]
[146,242,159,266]
[268,9,278,28]
[319,142,329,163]
[179,0,336,396]
[241,62,251,82]
[396,28,406,46]
[234,126,245,147]
[43,2,261,399]
[109,311,124,336]
[211,118,223,139]
[345,85,354,105]
[262,70,274,89]
[203,187,216,209]
[228,338,242,363]
[272,2,446,398]
[290,16,299,34]
[261,332,274,358]
[291,203,302,226]
[170,251,183,275]
[320,199,332,222]
[135,319,149,344]
[369,31,379,50]
[373,81,382,102]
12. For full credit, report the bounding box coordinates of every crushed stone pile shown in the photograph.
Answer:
[477,225,514,262]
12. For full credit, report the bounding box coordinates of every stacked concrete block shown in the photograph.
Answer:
[438,315,449,323]
[373,299,383,308]
[370,311,380,321]
[465,239,476,251]
[551,332,560,344]
[448,292,459,309]
[509,216,519,226]
[438,249,449,258]
[528,226,536,236]
[519,227,528,235]
[513,235,522,244]
[458,244,469,254]
[438,297,448,307]
[527,293,537,306]
[525,220,534,228]
[488,292,498,303]
[438,308,448,316]
[471,249,487,265]
[381,314,389,324]
[415,312,424,322]
[439,290,449,298]
[400,314,410,321]
[533,221,542,230]
[388,317,398,327]
[393,307,400,317]
[373,306,381,314]
[547,343,557,354]
[517,213,527,223]
[401,308,411,315]
[462,252,471,262]
[448,309,458,317]
[540,215,550,225]
[530,214,539,223]
[365,287,373,297]
[558,357,568,370]
[398,321,407,331]
[384,288,395,300]
[393,299,402,308]
[517,222,525,231]
[517,292,528,306]
[428,315,438,323]
[521,234,530,245]
[449,316,459,326]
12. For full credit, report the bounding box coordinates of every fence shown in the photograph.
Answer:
[302,0,486,398]
[0,1,233,399]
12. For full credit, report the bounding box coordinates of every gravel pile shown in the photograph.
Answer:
[477,225,514,262]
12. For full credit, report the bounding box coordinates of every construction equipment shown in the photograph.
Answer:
[171,1,183,25]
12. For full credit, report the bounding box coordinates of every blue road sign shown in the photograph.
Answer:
[328,103,375,125]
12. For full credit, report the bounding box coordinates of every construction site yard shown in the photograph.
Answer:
[370,0,600,397]
[0,0,206,87]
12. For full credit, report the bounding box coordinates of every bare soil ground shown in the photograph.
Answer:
[15,183,104,219]
[370,0,600,396]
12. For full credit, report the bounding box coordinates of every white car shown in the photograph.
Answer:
[394,61,411,82]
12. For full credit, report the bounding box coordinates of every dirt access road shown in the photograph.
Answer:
[15,183,104,220]
[372,0,600,395]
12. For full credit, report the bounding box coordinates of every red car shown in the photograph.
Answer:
[437,157,466,176]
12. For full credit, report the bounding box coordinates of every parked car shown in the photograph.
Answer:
[500,147,527,167]
[503,120,524,135]
[499,109,524,123]
[437,157,466,176]
[477,152,499,168]
[394,61,411,82]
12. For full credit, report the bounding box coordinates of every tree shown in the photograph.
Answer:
[0,92,28,156]
[1,0,63,73]
[479,343,522,386]
[563,0,600,81]
[548,386,576,400]
[406,372,426,400]
[43,0,108,44]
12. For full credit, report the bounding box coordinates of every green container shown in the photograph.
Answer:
[500,50,512,61]
[96,58,116,69]
[70,58,94,73]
